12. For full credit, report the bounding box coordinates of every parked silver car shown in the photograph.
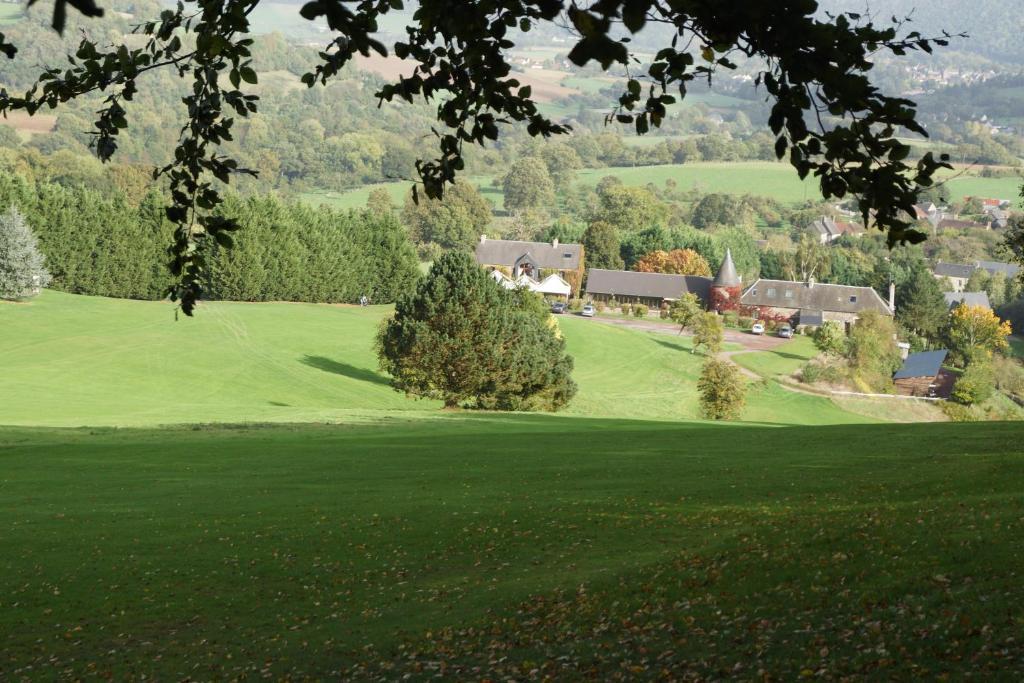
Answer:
[751,321,765,335]
[581,304,596,317]
[777,323,793,338]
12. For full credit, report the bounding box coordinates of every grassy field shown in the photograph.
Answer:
[1,419,1023,678]
[733,335,819,378]
[0,3,22,24]
[301,162,1022,215]
[0,291,868,427]
[3,292,1023,677]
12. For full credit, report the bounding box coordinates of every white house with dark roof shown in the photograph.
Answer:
[809,216,864,244]
[475,235,584,297]
[932,260,1021,292]
[932,262,976,292]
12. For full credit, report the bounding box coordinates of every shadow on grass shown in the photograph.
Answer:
[301,355,392,387]
[651,338,695,354]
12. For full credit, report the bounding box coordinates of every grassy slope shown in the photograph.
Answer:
[732,335,818,378]
[0,291,867,427]
[1,419,1022,678]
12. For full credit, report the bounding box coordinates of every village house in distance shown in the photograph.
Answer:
[475,235,584,299]
[585,249,893,329]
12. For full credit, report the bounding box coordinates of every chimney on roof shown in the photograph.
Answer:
[479,234,487,244]
[889,281,896,313]
[552,238,559,248]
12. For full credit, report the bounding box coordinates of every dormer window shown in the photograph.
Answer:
[563,253,573,258]
[784,290,793,299]
[751,288,758,296]
[849,295,858,303]
[766,288,776,297]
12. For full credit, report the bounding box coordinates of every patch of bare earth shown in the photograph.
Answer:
[1,111,56,135]
[354,55,574,102]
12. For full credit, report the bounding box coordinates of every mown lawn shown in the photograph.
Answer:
[732,335,819,379]
[1,418,1022,678]
[0,291,870,427]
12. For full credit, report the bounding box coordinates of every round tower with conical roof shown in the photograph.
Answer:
[710,248,742,312]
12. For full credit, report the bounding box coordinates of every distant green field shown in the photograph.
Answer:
[0,3,22,24]
[0,291,868,427]
[301,162,1021,215]
[2,418,1023,677]
[300,181,411,212]
[942,172,1023,203]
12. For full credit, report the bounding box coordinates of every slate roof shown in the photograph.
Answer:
[944,291,991,310]
[894,350,949,380]
[713,248,741,287]
[977,260,1021,278]
[475,237,582,270]
[799,309,824,326]
[586,269,712,302]
[933,262,975,279]
[740,279,892,315]
[810,216,863,239]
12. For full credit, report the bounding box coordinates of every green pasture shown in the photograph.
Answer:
[732,335,819,378]
[0,3,22,24]
[299,162,1023,215]
[1,418,1022,678]
[0,291,868,427]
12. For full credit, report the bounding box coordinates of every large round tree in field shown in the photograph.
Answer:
[0,206,51,300]
[377,252,576,410]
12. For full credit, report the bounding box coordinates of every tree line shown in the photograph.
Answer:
[0,171,419,304]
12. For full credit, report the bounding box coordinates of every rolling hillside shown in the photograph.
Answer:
[0,291,869,427]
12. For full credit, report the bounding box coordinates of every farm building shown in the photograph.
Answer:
[584,250,741,309]
[476,235,584,297]
[944,291,991,311]
[739,278,893,328]
[584,269,712,309]
[893,350,954,398]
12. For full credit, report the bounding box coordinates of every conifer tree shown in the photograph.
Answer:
[0,206,50,299]
[377,252,576,410]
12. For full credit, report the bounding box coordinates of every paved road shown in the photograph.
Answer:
[583,314,790,353]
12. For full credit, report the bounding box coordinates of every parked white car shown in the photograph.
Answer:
[751,321,765,335]
[581,304,596,317]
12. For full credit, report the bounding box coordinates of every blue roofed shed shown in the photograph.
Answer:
[893,350,953,398]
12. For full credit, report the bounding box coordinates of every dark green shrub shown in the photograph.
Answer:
[951,360,995,406]
[377,252,577,411]
[633,304,649,317]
